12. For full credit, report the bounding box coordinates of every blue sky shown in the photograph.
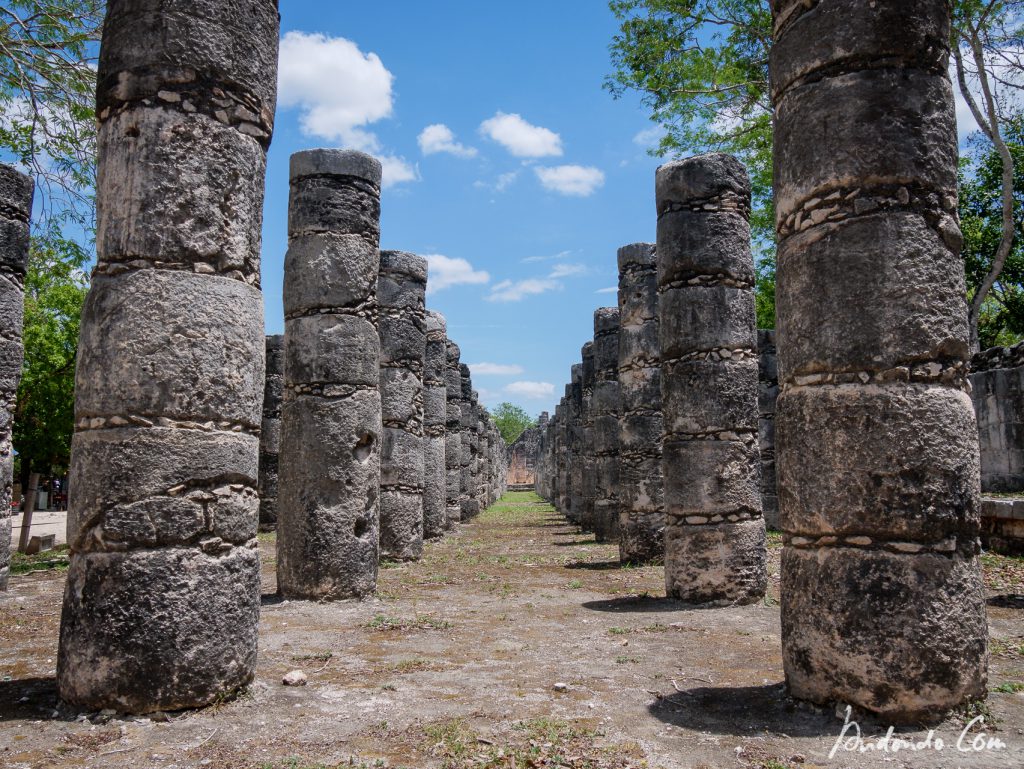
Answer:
[263,2,665,418]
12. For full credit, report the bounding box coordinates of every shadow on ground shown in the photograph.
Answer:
[648,682,838,738]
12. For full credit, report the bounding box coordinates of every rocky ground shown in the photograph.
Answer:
[1,491,1023,768]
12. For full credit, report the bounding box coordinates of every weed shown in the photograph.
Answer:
[993,681,1024,693]
[567,579,583,589]
[615,655,640,664]
[608,626,631,635]
[10,545,70,575]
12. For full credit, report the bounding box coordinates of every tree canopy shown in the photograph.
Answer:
[492,402,537,445]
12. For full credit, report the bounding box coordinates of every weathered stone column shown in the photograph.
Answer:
[469,391,483,515]
[592,309,621,542]
[553,400,567,511]
[258,334,283,531]
[444,340,463,527]
[656,154,766,605]
[579,343,597,532]
[757,330,779,530]
[569,362,585,526]
[0,164,32,590]
[771,0,987,720]
[617,243,665,563]
[378,251,426,560]
[423,311,447,539]
[460,365,479,520]
[57,0,279,712]
[276,149,382,600]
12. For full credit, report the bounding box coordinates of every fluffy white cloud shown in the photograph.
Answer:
[549,263,587,278]
[534,165,605,197]
[480,112,563,158]
[468,362,525,376]
[424,254,490,294]
[474,170,519,193]
[278,32,394,151]
[505,381,556,399]
[633,126,662,148]
[379,155,419,188]
[486,278,560,303]
[418,123,478,158]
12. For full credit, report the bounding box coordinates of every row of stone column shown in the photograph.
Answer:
[53,0,505,715]
[538,0,988,723]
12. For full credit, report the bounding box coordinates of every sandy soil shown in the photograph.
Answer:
[1,491,1023,769]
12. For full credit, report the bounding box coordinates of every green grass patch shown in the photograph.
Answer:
[9,545,70,575]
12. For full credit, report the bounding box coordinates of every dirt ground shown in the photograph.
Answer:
[2,491,1023,769]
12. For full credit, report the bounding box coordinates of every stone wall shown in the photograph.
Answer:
[970,341,1024,492]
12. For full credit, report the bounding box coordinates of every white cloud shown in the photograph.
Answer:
[486,278,560,303]
[474,170,519,193]
[480,112,563,158]
[633,126,662,148]
[534,165,605,197]
[424,254,490,294]
[522,250,572,264]
[379,155,419,188]
[468,362,525,376]
[418,123,478,158]
[549,262,587,278]
[595,286,618,294]
[278,32,393,151]
[505,381,556,399]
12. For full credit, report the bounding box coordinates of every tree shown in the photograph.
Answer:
[607,0,1024,342]
[13,235,87,487]
[0,0,103,236]
[960,114,1024,348]
[491,402,537,445]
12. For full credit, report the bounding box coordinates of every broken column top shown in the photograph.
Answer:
[594,307,620,336]
[425,310,446,336]
[656,153,750,209]
[290,149,382,186]
[617,242,656,270]
[380,250,429,283]
[0,163,33,217]
[446,339,461,359]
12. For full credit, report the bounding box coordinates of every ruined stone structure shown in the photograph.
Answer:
[460,368,478,519]
[444,340,463,527]
[378,251,427,561]
[579,344,597,533]
[507,414,545,485]
[617,243,665,563]
[258,334,283,531]
[423,311,448,539]
[757,329,779,529]
[0,164,32,590]
[276,149,382,600]
[565,366,583,524]
[592,309,621,542]
[58,0,279,712]
[771,0,987,720]
[970,341,1024,493]
[656,154,766,605]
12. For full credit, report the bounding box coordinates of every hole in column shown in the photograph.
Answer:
[353,432,375,463]
[353,516,369,538]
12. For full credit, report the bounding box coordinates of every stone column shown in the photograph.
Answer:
[617,243,665,563]
[258,335,283,531]
[444,340,463,527]
[378,251,427,560]
[276,149,382,600]
[579,343,597,533]
[459,365,479,520]
[423,311,447,539]
[656,154,766,605]
[569,362,585,525]
[771,0,986,720]
[757,330,779,529]
[552,401,565,510]
[57,0,279,712]
[558,392,572,516]
[592,309,622,543]
[0,164,32,590]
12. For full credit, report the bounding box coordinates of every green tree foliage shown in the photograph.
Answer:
[606,0,774,244]
[0,0,103,233]
[492,402,537,445]
[607,0,1024,341]
[13,236,87,479]
[960,115,1024,348]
